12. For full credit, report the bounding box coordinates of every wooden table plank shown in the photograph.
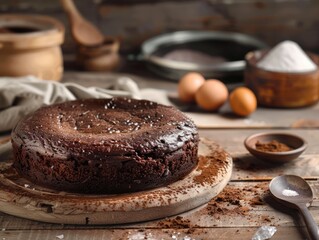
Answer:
[186,103,319,129]
[1,181,318,230]
[0,225,309,239]
[62,71,177,92]
[0,227,309,240]
[198,129,319,180]
[199,129,319,154]
[232,153,319,180]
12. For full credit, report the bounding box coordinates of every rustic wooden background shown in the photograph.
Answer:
[1,0,318,54]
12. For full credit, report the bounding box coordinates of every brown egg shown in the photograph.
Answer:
[178,72,205,103]
[195,79,228,111]
[229,87,257,116]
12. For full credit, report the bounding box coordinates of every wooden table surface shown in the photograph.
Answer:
[0,71,319,240]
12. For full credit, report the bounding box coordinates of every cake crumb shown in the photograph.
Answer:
[56,234,64,239]
[250,196,263,206]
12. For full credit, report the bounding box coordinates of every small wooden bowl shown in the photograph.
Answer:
[245,50,319,108]
[244,132,307,163]
[76,36,120,71]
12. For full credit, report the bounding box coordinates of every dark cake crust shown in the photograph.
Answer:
[12,98,199,194]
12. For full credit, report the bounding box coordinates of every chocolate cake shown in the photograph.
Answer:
[11,98,199,194]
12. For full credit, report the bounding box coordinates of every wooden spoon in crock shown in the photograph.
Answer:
[60,0,104,46]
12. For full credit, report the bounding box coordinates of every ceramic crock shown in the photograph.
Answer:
[0,14,65,81]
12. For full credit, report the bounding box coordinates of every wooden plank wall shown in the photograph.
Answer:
[0,0,319,53]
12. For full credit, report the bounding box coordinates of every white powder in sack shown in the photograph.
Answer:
[282,189,299,197]
[257,40,317,72]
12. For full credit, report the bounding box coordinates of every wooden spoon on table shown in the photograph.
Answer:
[60,0,104,46]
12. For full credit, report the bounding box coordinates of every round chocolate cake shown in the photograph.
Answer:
[11,98,199,194]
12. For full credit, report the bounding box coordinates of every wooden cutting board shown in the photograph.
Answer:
[0,138,232,225]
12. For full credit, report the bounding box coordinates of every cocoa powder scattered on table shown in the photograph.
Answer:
[158,216,195,229]
[255,140,293,152]
[205,182,272,223]
[206,185,249,218]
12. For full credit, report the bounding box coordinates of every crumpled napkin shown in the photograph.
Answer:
[0,76,142,133]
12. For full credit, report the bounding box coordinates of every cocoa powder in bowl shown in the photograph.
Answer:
[255,140,293,153]
[244,133,307,163]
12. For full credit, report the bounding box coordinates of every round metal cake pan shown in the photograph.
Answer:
[141,30,268,81]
